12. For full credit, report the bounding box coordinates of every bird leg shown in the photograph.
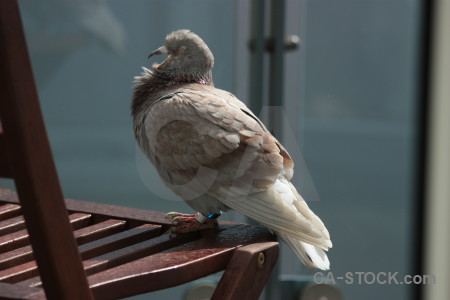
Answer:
[165,212,219,233]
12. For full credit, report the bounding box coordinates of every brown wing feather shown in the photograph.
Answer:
[140,84,292,194]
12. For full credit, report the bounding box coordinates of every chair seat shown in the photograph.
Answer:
[0,188,277,299]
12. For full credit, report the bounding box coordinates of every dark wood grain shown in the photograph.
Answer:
[74,219,126,245]
[0,188,278,299]
[0,213,90,254]
[0,282,42,299]
[0,198,278,300]
[0,215,26,236]
[0,220,148,270]
[22,229,200,288]
[0,217,125,283]
[79,224,162,260]
[0,190,172,227]
[0,203,21,221]
[0,0,94,298]
[212,242,279,300]
[89,225,275,299]
[0,259,39,283]
[0,129,13,178]
[14,224,161,288]
[1,190,240,229]
[84,231,203,277]
[0,245,34,270]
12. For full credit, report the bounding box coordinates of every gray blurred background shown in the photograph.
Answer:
[2,0,424,299]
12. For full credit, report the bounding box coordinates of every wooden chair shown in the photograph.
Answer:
[0,1,279,299]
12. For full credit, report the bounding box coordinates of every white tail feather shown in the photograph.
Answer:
[279,232,330,270]
[218,176,332,270]
[299,241,330,270]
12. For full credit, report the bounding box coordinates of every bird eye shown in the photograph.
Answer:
[177,45,188,55]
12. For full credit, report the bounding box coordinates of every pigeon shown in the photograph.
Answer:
[131,30,332,270]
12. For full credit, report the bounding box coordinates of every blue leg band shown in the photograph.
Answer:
[207,211,222,219]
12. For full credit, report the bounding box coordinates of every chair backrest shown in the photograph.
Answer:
[0,1,94,299]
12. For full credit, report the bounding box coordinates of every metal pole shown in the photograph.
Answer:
[268,0,285,141]
[265,2,285,299]
[249,0,266,116]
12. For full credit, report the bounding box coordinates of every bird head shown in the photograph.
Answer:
[148,29,214,83]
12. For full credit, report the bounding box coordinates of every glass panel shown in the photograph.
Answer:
[294,0,423,299]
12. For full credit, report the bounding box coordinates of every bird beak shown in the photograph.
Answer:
[148,46,168,58]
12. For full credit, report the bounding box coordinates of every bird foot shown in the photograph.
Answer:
[165,212,218,233]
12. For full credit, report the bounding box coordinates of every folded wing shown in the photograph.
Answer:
[137,84,331,267]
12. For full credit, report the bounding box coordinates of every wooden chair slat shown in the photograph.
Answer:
[79,224,161,260]
[0,282,42,299]
[0,229,31,253]
[1,191,172,227]
[0,204,21,221]
[0,222,156,271]
[82,230,203,277]
[21,230,201,289]
[64,198,172,226]
[0,215,26,236]
[0,259,38,283]
[88,225,274,299]
[1,221,160,284]
[65,213,93,230]
[0,245,34,270]
[1,224,161,286]
[0,220,126,281]
[74,219,126,245]
[0,214,91,254]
